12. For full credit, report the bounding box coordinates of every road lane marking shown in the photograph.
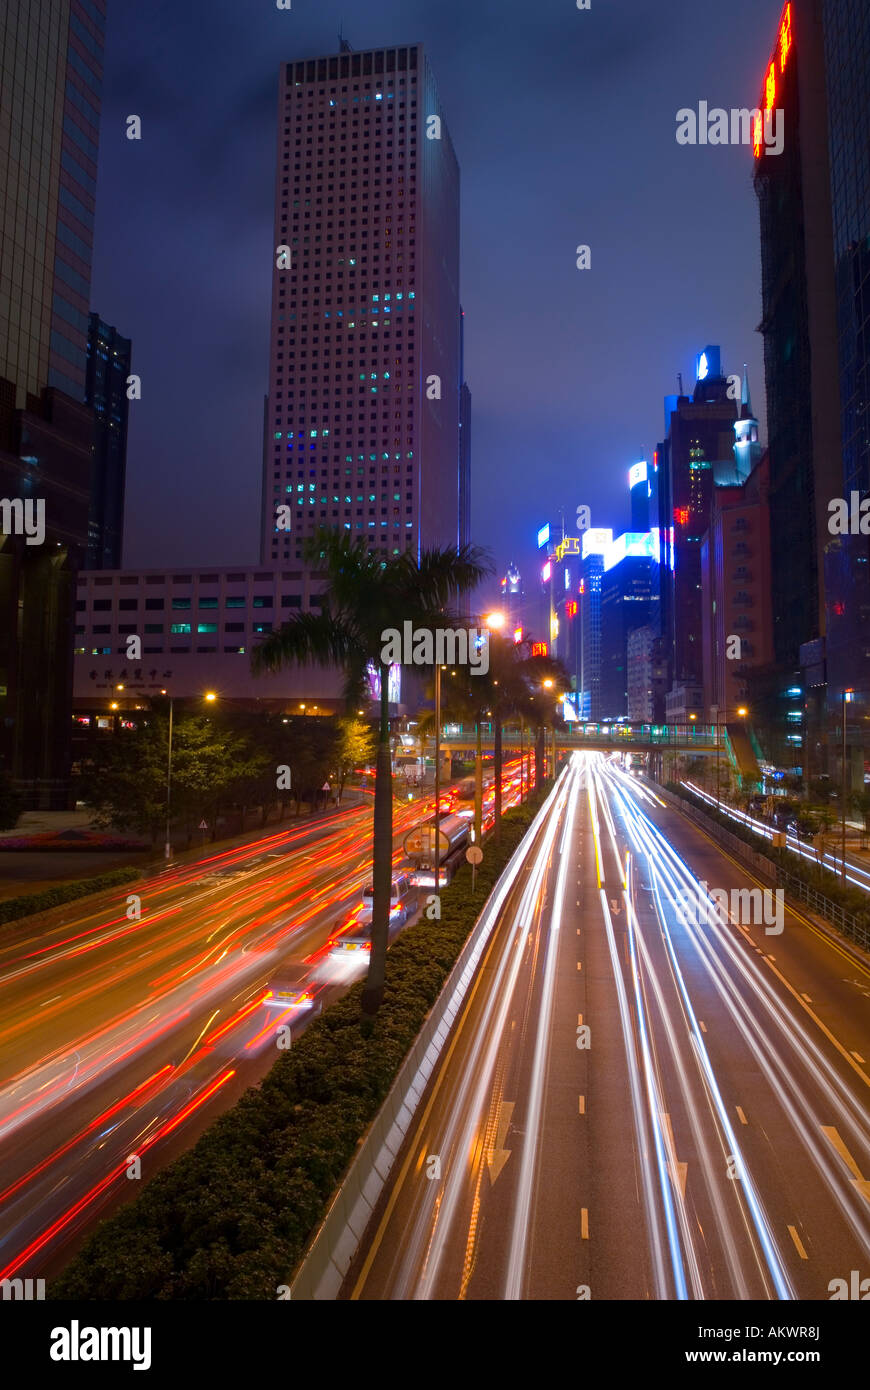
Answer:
[736,1106,748,1125]
[852,1052,866,1063]
[661,1111,688,1197]
[787,1225,808,1260]
[821,1126,870,1201]
[576,961,582,971]
[698,1021,707,1033]
[578,1095,585,1114]
[801,993,812,1003]
[580,1207,589,1239]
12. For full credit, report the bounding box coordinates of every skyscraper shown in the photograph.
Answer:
[261,44,463,566]
[819,0,870,736]
[752,0,841,678]
[655,347,739,694]
[0,1,105,804]
[85,315,131,570]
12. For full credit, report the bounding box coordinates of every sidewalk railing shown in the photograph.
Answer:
[656,783,870,954]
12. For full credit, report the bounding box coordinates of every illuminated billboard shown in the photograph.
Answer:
[581,527,613,559]
[629,461,648,490]
[602,531,656,572]
[537,523,550,549]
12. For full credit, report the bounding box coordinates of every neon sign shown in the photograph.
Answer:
[555,536,580,561]
[531,641,548,657]
[779,3,792,72]
[629,461,648,489]
[755,3,792,158]
[566,600,578,619]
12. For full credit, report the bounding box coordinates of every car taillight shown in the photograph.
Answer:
[364,942,372,950]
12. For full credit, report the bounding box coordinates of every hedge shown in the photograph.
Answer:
[50,786,552,1300]
[0,866,144,926]
[667,781,870,934]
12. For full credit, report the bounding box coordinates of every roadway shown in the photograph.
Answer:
[345,752,870,1300]
[0,765,525,1282]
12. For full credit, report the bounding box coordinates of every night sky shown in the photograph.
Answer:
[91,0,779,603]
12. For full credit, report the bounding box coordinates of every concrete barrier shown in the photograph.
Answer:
[288,774,566,1300]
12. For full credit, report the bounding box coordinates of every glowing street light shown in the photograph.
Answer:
[483,610,506,631]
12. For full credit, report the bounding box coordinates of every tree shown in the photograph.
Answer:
[79,719,168,841]
[332,716,376,802]
[251,529,490,1014]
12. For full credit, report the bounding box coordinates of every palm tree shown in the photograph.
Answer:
[251,529,490,1014]
[521,649,571,790]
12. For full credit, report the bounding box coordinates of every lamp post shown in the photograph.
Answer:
[434,663,442,892]
[842,689,853,884]
[543,678,554,777]
[163,690,217,862]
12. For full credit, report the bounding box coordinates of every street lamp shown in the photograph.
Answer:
[842,690,854,883]
[164,691,218,862]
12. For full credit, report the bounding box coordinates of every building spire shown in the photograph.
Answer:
[741,363,752,416]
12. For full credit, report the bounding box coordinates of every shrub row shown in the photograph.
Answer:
[0,866,143,926]
[50,788,552,1300]
[667,781,870,933]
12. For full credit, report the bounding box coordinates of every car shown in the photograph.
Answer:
[358,871,413,927]
[264,963,322,1014]
[328,912,406,957]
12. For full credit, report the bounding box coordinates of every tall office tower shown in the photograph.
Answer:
[629,461,650,532]
[0,1,105,805]
[261,44,462,566]
[579,528,611,721]
[599,534,654,720]
[85,315,131,569]
[655,347,739,695]
[458,307,471,549]
[753,0,841,685]
[499,562,523,634]
[820,0,870,745]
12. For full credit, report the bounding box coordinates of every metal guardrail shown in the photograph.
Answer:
[288,772,568,1300]
[658,784,870,954]
[654,784,778,885]
[774,866,870,952]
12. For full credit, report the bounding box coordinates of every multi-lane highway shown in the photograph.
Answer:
[0,765,525,1283]
[346,752,870,1300]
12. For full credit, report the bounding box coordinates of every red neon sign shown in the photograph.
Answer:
[566,600,578,619]
[779,3,792,72]
[756,3,791,159]
[531,641,548,657]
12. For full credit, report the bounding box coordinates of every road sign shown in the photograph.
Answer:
[198,820,208,830]
[466,846,483,865]
[322,783,330,792]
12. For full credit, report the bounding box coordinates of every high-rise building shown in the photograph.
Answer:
[599,533,654,720]
[458,305,471,549]
[85,315,131,569]
[819,0,870,748]
[655,348,739,694]
[752,0,842,682]
[701,448,775,733]
[579,528,612,721]
[0,1,105,805]
[262,44,463,566]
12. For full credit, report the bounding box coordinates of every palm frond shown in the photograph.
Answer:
[250,610,360,675]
